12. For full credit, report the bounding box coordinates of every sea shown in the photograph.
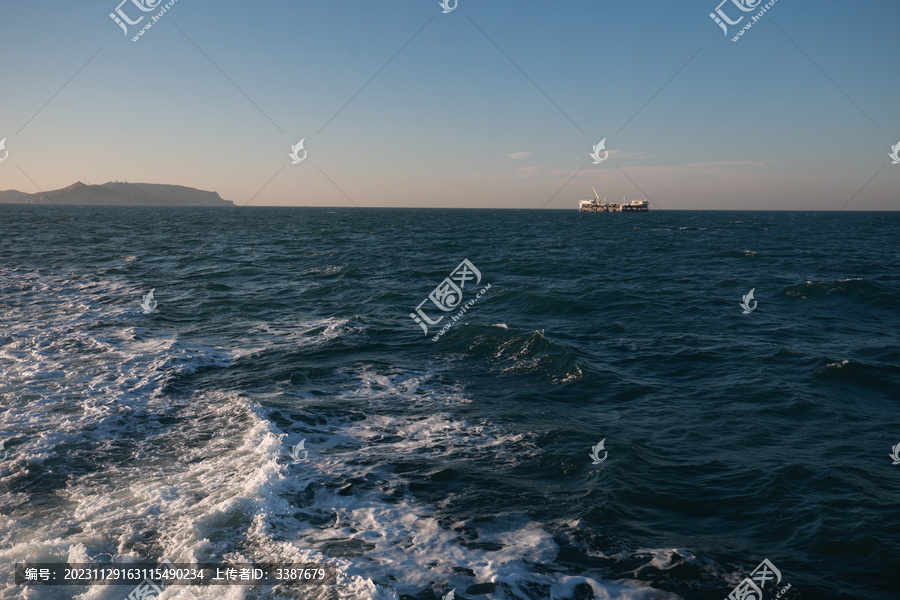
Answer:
[0,205,898,600]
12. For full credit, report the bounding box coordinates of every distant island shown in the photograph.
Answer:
[0,182,234,206]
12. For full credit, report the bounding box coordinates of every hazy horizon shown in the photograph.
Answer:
[1,1,898,209]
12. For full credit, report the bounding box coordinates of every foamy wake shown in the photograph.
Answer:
[0,269,682,600]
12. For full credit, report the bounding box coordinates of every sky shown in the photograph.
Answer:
[0,0,898,209]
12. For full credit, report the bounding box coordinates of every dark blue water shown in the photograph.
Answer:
[1,205,898,600]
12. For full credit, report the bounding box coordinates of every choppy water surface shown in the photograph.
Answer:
[1,206,898,600]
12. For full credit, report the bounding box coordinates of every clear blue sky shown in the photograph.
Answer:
[1,0,898,209]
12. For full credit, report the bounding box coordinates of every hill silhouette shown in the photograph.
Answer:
[0,182,233,206]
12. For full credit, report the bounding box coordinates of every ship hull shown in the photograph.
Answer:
[578,204,648,212]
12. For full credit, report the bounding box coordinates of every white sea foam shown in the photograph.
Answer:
[825,360,850,369]
[0,268,680,600]
[555,365,583,384]
[234,318,366,359]
[630,548,697,574]
[301,264,349,277]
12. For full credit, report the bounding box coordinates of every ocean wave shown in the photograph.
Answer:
[241,317,367,354]
[784,277,883,300]
[716,250,757,258]
[247,368,671,599]
[301,263,350,277]
[813,358,899,391]
[1,317,667,600]
[824,359,850,370]
[439,325,584,383]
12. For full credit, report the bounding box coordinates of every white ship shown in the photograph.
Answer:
[579,188,648,212]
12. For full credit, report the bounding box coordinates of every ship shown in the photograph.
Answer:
[578,188,649,212]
